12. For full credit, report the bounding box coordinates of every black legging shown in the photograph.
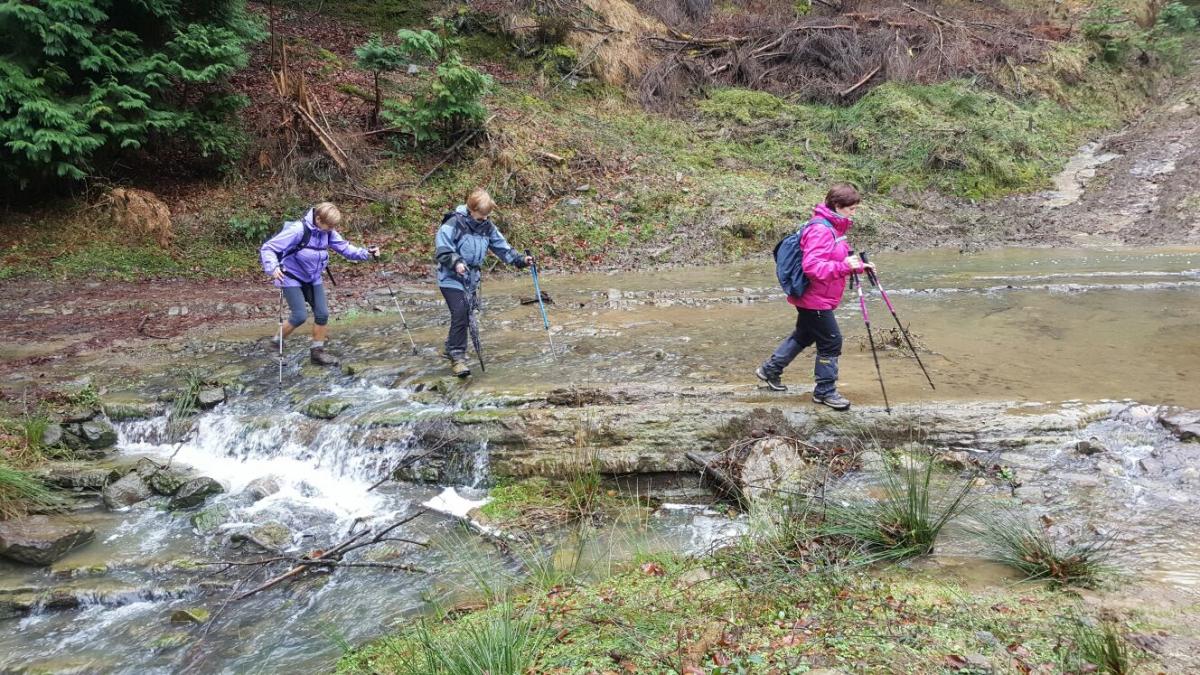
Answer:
[440,287,469,357]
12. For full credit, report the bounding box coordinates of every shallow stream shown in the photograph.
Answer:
[2,246,1198,673]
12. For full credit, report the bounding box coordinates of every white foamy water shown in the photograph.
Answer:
[117,409,417,521]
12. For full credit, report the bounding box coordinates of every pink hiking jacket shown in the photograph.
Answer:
[788,203,853,310]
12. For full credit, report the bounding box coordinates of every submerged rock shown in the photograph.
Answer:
[169,477,225,510]
[302,397,351,420]
[103,472,154,509]
[190,504,231,533]
[169,607,210,624]
[0,516,94,565]
[243,477,280,502]
[1074,437,1107,455]
[232,521,291,551]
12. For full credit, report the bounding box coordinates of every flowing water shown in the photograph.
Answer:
[2,246,1199,672]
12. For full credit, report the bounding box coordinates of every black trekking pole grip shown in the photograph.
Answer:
[860,251,879,286]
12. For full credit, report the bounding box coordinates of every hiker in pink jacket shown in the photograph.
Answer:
[756,184,873,409]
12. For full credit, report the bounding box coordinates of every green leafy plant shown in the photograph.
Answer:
[979,511,1112,587]
[361,27,491,146]
[820,453,976,562]
[227,214,276,243]
[0,0,264,193]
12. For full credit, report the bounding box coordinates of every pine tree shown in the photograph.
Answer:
[0,0,264,193]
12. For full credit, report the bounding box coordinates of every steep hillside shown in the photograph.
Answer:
[1,0,1195,281]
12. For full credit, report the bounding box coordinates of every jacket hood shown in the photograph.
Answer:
[452,204,493,235]
[813,203,852,236]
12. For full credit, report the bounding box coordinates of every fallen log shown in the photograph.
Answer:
[686,451,749,510]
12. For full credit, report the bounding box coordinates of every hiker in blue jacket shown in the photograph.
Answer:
[260,202,377,366]
[435,189,532,377]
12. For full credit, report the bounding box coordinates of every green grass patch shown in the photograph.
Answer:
[979,510,1113,587]
[0,462,61,519]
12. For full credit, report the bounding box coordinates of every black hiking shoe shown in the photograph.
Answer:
[310,347,340,367]
[755,366,787,392]
[812,391,851,411]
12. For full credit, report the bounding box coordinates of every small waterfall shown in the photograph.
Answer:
[115,391,435,522]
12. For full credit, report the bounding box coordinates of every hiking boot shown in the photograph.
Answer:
[310,347,340,367]
[812,391,851,411]
[264,336,283,354]
[450,358,471,378]
[755,366,787,392]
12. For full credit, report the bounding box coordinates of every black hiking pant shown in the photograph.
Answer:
[440,287,469,358]
[762,308,843,397]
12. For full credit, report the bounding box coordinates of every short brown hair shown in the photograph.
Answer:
[466,189,495,217]
[824,183,861,210]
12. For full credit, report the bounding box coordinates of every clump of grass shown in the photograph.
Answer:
[365,603,550,675]
[0,463,62,519]
[820,453,976,563]
[980,511,1111,587]
[166,368,206,441]
[1060,617,1137,674]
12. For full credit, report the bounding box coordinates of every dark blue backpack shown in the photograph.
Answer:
[773,217,833,298]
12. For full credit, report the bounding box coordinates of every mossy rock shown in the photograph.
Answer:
[169,607,210,624]
[102,397,161,421]
[302,397,352,420]
[190,504,231,534]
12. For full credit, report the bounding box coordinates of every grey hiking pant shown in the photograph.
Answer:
[762,308,842,397]
[283,283,329,327]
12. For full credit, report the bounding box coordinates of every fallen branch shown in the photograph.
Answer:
[227,509,428,601]
[840,64,881,97]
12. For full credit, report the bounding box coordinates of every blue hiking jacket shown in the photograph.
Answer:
[435,205,526,291]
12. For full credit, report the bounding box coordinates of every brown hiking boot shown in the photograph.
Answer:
[310,347,340,367]
[448,355,470,374]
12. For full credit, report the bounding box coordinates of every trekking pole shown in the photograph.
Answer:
[525,249,558,361]
[371,252,419,355]
[860,252,935,390]
[468,283,486,373]
[852,269,891,414]
[276,288,284,386]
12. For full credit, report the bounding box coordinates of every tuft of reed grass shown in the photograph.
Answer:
[0,463,62,519]
[820,453,976,563]
[1060,617,1136,675]
[392,602,550,675]
[980,511,1111,587]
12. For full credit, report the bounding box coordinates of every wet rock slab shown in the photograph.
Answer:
[0,516,94,565]
[1159,409,1200,442]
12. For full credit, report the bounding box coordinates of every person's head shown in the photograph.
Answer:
[466,189,495,221]
[313,202,343,231]
[824,183,861,218]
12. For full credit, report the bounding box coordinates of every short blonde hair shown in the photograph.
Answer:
[466,189,494,217]
[313,202,342,229]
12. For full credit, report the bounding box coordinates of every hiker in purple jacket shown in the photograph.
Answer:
[260,202,378,366]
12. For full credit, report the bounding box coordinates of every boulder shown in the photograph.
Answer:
[196,388,226,409]
[79,420,118,450]
[0,516,94,565]
[302,397,351,420]
[243,477,280,502]
[1159,409,1200,442]
[59,430,89,453]
[41,423,64,449]
[936,450,972,470]
[40,466,111,491]
[103,397,160,421]
[169,477,224,510]
[103,472,154,509]
[146,468,188,496]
